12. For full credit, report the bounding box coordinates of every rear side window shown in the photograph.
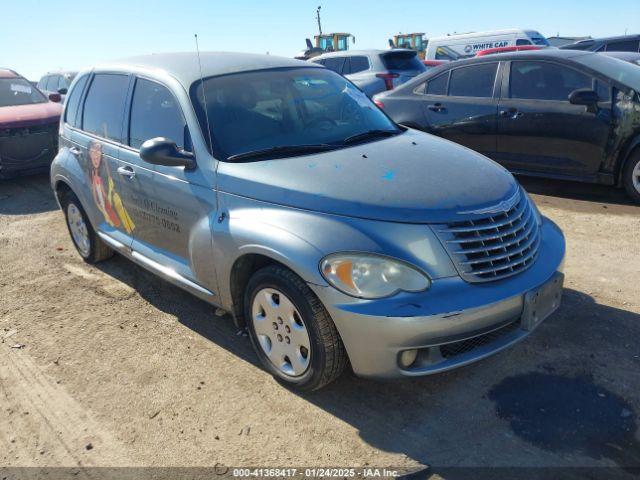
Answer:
[605,39,640,52]
[323,57,346,73]
[348,56,369,74]
[382,52,424,71]
[426,73,448,95]
[82,74,129,142]
[64,75,89,127]
[129,78,188,150]
[510,61,592,101]
[37,76,47,89]
[449,63,497,97]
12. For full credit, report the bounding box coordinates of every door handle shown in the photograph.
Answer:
[117,165,136,179]
[69,146,81,155]
[428,103,447,113]
[500,108,523,119]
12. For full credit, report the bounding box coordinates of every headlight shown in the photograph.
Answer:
[320,253,430,299]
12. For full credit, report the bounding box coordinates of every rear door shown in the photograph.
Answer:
[74,73,134,248]
[419,62,500,158]
[495,60,611,177]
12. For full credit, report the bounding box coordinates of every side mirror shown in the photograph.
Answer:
[139,137,196,169]
[569,89,599,106]
[57,88,68,95]
[48,92,61,103]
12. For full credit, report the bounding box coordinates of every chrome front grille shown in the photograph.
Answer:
[434,190,541,283]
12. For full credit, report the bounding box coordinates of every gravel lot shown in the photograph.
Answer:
[1,174,639,477]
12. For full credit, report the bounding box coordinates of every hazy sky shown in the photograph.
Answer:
[4,0,639,80]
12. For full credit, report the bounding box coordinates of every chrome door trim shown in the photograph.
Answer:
[131,250,215,297]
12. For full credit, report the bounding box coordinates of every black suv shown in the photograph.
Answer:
[374,49,640,202]
[560,34,640,53]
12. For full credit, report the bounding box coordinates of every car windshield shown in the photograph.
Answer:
[191,67,400,161]
[0,78,46,107]
[574,53,640,92]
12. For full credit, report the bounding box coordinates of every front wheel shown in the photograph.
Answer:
[622,150,640,204]
[244,265,346,391]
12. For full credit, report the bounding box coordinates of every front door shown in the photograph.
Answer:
[495,60,611,177]
[118,77,219,295]
[420,62,499,158]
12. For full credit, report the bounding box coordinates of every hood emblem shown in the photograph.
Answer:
[457,190,520,215]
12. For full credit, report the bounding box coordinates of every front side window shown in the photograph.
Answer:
[449,63,497,97]
[37,76,47,89]
[129,78,187,150]
[516,39,532,46]
[510,61,592,101]
[426,73,448,95]
[605,39,640,53]
[0,77,47,107]
[46,76,59,92]
[82,74,129,142]
[191,67,400,161]
[64,75,89,126]
[595,79,611,102]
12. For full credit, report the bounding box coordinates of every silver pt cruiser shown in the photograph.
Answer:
[51,52,565,390]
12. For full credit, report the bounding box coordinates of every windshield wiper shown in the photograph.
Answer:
[342,129,401,145]
[227,144,339,162]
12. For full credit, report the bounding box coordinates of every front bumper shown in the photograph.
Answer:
[309,218,566,379]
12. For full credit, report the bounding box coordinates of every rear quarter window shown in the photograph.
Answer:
[64,75,89,127]
[82,74,130,142]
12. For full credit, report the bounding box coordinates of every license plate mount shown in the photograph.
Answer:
[521,272,564,331]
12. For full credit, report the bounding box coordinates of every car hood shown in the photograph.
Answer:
[217,129,518,224]
[0,102,62,129]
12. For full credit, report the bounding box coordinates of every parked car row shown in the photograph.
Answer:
[372,49,640,203]
[1,31,638,391]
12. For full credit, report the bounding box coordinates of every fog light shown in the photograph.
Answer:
[399,349,418,368]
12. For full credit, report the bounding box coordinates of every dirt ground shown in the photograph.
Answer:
[1,174,639,477]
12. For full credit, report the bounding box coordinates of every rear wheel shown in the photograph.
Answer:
[244,265,346,391]
[622,150,640,204]
[62,192,113,263]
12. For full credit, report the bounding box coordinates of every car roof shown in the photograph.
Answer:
[428,29,540,42]
[92,52,321,88]
[564,34,640,46]
[445,48,592,66]
[0,68,20,79]
[43,71,78,77]
[314,49,414,59]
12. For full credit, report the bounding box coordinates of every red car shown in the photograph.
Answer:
[0,69,62,178]
[475,45,542,56]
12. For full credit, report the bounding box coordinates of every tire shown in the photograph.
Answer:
[61,192,114,263]
[244,264,346,391]
[622,149,640,204]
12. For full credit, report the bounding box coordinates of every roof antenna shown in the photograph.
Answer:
[194,34,214,155]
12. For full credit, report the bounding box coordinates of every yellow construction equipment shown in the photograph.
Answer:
[390,33,426,59]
